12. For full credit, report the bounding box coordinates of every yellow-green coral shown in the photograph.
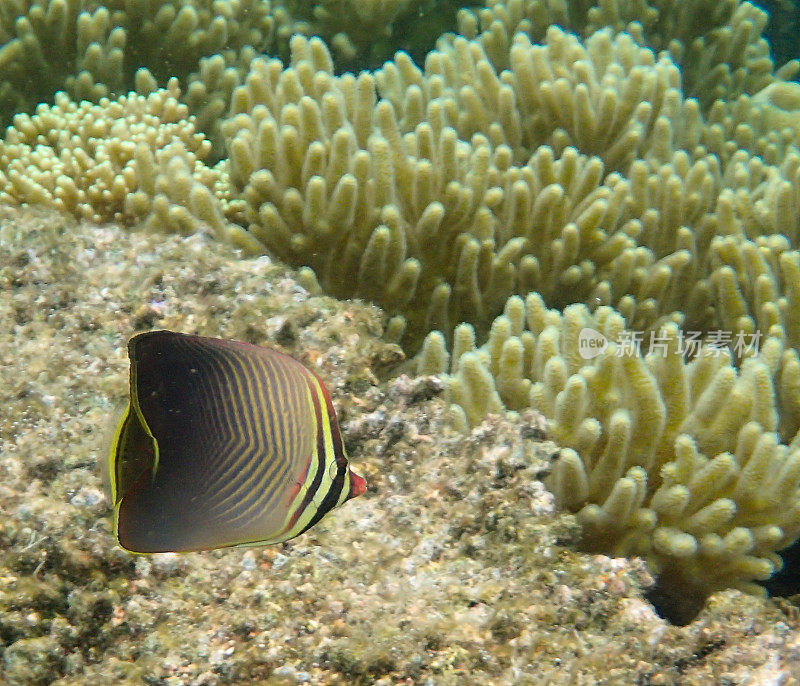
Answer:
[0,0,276,131]
[277,0,471,70]
[217,26,800,359]
[0,0,474,140]
[455,0,799,110]
[220,29,718,352]
[0,79,227,237]
[418,294,800,622]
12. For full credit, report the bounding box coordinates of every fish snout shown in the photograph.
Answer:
[348,470,367,500]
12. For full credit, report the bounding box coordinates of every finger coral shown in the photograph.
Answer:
[221,28,709,352]
[0,0,276,133]
[0,79,229,239]
[417,294,800,623]
[275,0,472,71]
[455,0,799,110]
[0,1,471,144]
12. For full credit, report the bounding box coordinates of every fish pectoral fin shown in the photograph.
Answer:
[108,401,158,504]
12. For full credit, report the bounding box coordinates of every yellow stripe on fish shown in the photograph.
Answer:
[107,331,366,553]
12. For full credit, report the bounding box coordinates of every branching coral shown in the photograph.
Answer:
[416,294,800,623]
[0,0,474,141]
[0,79,228,238]
[455,0,799,111]
[276,0,474,71]
[218,26,800,351]
[220,29,719,352]
[0,0,276,133]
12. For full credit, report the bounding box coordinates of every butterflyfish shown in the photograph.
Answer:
[107,330,367,553]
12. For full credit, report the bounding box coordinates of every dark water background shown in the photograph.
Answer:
[757,0,800,69]
[753,0,800,597]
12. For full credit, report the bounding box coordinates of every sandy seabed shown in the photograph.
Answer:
[1,204,800,685]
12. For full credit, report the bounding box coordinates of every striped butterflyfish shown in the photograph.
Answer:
[107,330,366,553]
